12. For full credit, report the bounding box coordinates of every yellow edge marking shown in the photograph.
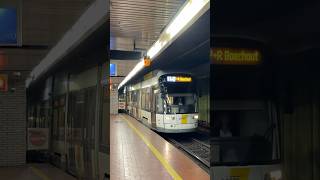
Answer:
[30,166,51,180]
[121,115,183,180]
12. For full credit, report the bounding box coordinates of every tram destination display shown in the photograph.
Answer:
[212,48,262,65]
[166,76,192,82]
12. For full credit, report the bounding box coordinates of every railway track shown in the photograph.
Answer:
[163,132,210,171]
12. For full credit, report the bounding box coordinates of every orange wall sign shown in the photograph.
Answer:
[0,74,8,92]
[211,48,262,65]
[144,57,151,67]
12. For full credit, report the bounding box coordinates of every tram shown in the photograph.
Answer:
[210,46,282,180]
[27,65,110,180]
[118,93,126,113]
[123,70,199,133]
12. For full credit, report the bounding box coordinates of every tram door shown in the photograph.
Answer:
[67,88,96,179]
[67,92,81,176]
[82,87,96,180]
[151,88,157,128]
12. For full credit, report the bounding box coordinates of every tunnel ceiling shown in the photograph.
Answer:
[110,0,186,51]
[213,0,320,55]
[123,10,210,87]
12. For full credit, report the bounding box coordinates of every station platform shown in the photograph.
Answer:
[110,114,209,180]
[0,163,75,180]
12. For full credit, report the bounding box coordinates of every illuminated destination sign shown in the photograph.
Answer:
[212,48,262,65]
[0,8,17,45]
[167,76,192,82]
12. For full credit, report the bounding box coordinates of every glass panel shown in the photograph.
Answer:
[212,109,278,165]
[165,94,197,114]
[156,93,164,114]
[100,86,110,147]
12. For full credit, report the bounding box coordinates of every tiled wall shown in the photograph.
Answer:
[110,60,139,114]
[0,71,27,166]
[0,0,91,166]
[0,49,45,166]
[110,60,139,77]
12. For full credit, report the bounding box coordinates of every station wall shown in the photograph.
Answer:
[0,0,92,167]
[110,59,139,114]
[0,49,45,166]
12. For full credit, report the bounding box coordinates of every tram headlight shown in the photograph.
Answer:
[193,115,199,119]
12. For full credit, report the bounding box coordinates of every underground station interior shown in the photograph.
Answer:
[0,0,319,180]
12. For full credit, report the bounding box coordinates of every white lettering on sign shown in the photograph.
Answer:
[167,76,192,82]
[167,76,176,82]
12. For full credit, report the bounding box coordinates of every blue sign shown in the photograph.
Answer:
[110,64,117,76]
[0,8,17,45]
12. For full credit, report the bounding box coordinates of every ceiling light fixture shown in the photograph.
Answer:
[118,0,209,90]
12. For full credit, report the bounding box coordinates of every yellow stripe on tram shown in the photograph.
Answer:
[121,115,183,180]
[30,166,51,180]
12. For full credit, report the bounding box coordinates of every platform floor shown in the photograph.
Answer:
[110,114,210,180]
[0,163,76,180]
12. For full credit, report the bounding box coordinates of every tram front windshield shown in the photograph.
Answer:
[166,94,197,114]
[212,109,280,165]
[162,82,197,114]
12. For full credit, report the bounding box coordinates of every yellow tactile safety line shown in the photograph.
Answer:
[120,115,183,180]
[30,166,51,180]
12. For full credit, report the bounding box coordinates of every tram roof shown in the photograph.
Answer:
[26,0,108,88]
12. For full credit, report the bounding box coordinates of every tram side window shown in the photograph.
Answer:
[132,91,135,106]
[53,100,59,140]
[141,88,151,111]
[129,91,133,107]
[141,89,145,110]
[59,107,65,140]
[146,87,151,111]
[100,86,110,150]
[128,92,132,106]
[52,96,65,141]
[84,87,96,143]
[156,93,164,114]
[132,91,138,107]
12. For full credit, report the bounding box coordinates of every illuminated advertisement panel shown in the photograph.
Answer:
[0,8,17,45]
[110,63,117,76]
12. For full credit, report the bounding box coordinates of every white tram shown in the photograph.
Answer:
[123,70,199,133]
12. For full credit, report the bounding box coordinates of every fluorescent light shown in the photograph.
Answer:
[147,40,167,59]
[118,0,209,89]
[118,60,144,89]
[166,0,209,38]
[146,0,209,59]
